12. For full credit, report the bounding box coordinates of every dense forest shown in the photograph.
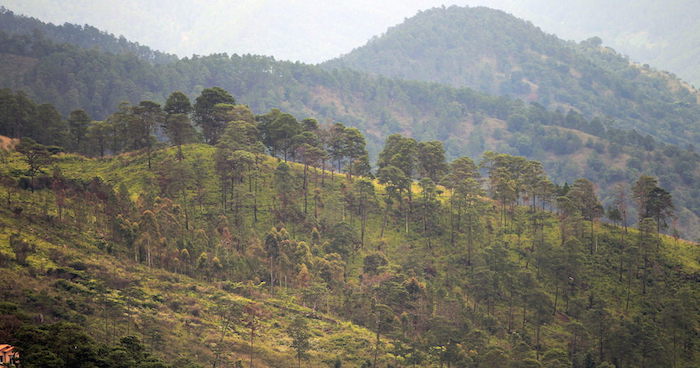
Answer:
[0,7,177,65]
[1,23,699,240]
[326,6,700,149]
[475,0,700,87]
[1,87,698,367]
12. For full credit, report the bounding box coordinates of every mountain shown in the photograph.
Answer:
[5,1,698,87]
[1,8,699,367]
[0,6,177,64]
[472,0,700,88]
[326,6,700,149]
[0,0,422,64]
[2,15,700,241]
[1,17,700,241]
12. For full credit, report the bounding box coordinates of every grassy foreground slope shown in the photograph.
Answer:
[1,142,699,367]
[0,145,385,368]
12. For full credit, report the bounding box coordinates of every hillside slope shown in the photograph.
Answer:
[0,6,177,64]
[326,6,700,148]
[0,12,699,240]
[1,139,698,367]
[476,0,700,87]
[0,145,390,368]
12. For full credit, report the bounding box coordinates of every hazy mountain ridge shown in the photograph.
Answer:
[4,0,698,86]
[326,6,700,148]
[1,8,699,241]
[477,0,700,87]
[0,6,177,64]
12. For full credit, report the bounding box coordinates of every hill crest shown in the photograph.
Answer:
[326,5,700,148]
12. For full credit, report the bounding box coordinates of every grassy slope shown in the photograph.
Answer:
[0,146,386,368]
[1,144,698,367]
[0,220,382,367]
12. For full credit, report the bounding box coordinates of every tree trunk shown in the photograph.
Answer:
[619,228,625,282]
[380,203,389,238]
[553,283,559,315]
[508,290,513,332]
[642,246,648,295]
[467,214,473,267]
[181,187,189,230]
[590,220,596,254]
[361,205,367,247]
[314,194,319,219]
[147,242,152,267]
[303,163,308,214]
[373,320,380,368]
[269,256,274,294]
[253,164,258,223]
[536,324,541,360]
[449,196,455,246]
[625,266,632,312]
[177,144,183,161]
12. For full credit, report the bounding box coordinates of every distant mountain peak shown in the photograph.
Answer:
[325,5,700,148]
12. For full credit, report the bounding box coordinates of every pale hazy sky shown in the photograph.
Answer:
[0,0,554,62]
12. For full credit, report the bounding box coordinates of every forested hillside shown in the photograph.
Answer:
[476,0,700,87]
[0,7,177,64]
[1,85,698,366]
[1,146,386,368]
[1,4,699,368]
[326,6,700,149]
[1,26,699,240]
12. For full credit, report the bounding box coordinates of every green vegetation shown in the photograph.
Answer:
[327,6,700,148]
[1,89,698,367]
[0,6,177,65]
[1,8,700,241]
[0,8,699,367]
[485,0,700,87]
[0,145,386,367]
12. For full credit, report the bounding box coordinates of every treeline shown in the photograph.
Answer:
[3,83,699,237]
[2,27,699,154]
[502,103,700,195]
[0,26,697,175]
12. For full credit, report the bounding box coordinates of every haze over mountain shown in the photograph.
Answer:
[2,0,699,85]
[0,0,448,64]
[1,7,700,240]
[479,0,700,87]
[328,6,700,149]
